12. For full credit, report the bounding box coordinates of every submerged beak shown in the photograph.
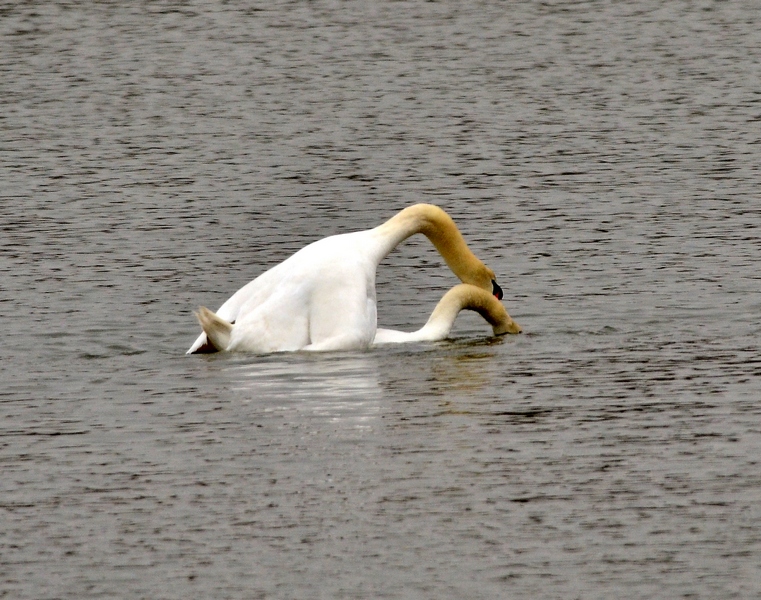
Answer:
[492,280,504,300]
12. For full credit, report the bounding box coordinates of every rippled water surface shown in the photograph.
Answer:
[2,1,761,598]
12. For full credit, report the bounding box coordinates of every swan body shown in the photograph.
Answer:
[373,284,521,345]
[188,204,504,354]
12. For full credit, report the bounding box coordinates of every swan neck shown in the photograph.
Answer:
[424,284,518,337]
[373,204,494,290]
[374,284,521,345]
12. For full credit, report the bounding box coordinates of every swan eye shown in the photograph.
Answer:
[492,280,504,300]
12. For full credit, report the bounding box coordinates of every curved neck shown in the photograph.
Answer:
[373,284,520,344]
[370,204,495,291]
[423,284,518,338]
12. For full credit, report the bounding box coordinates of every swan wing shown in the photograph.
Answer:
[303,266,377,351]
[188,231,380,353]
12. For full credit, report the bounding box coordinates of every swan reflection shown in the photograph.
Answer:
[225,355,382,426]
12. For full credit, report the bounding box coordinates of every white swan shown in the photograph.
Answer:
[372,283,521,345]
[188,204,507,354]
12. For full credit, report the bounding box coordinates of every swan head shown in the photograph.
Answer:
[431,284,522,337]
[478,286,521,335]
[465,263,504,300]
[492,279,504,300]
[491,310,522,335]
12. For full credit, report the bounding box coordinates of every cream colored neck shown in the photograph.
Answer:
[373,284,521,344]
[371,204,496,291]
[423,284,521,338]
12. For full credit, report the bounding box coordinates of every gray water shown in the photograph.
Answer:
[2,1,761,598]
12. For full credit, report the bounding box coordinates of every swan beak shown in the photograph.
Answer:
[495,319,522,335]
[492,280,504,300]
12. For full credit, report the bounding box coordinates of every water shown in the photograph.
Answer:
[2,1,761,598]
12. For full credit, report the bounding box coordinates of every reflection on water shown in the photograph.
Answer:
[377,335,524,403]
[225,354,381,425]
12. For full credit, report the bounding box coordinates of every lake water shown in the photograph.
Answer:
[2,1,760,598]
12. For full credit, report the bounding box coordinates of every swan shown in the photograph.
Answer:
[188,203,507,354]
[196,283,520,352]
[372,283,521,345]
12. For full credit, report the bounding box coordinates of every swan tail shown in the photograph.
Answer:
[194,306,233,351]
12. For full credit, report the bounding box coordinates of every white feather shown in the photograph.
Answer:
[187,204,502,354]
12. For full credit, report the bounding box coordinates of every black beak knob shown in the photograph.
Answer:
[492,280,503,300]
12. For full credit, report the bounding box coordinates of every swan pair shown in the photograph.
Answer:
[188,204,520,354]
